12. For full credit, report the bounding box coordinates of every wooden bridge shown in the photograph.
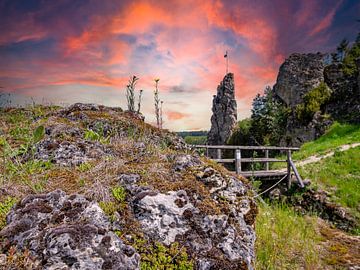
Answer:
[193,145,304,188]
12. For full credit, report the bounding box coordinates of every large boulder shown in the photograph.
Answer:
[0,190,140,269]
[119,166,257,270]
[207,73,237,150]
[274,53,325,107]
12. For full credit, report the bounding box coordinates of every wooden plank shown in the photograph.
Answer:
[265,150,269,171]
[213,158,235,163]
[213,158,286,163]
[240,170,287,177]
[217,149,221,159]
[193,145,300,151]
[290,159,305,188]
[287,150,291,189]
[240,158,286,163]
[235,149,241,174]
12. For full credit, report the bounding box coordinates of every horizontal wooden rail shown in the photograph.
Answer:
[192,144,304,190]
[193,145,300,151]
[213,158,286,163]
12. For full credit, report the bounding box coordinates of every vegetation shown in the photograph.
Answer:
[255,202,321,269]
[292,122,360,160]
[228,86,290,147]
[184,135,206,145]
[340,34,360,76]
[177,131,207,138]
[295,82,332,123]
[299,146,360,222]
[126,75,140,112]
[154,78,162,129]
[0,197,18,229]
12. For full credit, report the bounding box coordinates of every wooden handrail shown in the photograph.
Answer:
[193,145,300,151]
[193,144,304,189]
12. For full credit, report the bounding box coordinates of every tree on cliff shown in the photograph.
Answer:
[337,38,349,61]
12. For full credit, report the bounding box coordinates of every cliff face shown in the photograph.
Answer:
[0,103,256,270]
[207,73,237,148]
[273,53,325,108]
[324,61,360,122]
[273,53,359,146]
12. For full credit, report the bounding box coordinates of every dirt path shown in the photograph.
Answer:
[296,143,360,167]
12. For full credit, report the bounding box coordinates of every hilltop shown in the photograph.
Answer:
[0,103,257,270]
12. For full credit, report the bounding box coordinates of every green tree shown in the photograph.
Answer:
[337,38,349,61]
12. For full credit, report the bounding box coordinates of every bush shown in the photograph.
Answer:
[0,197,17,229]
[296,82,332,123]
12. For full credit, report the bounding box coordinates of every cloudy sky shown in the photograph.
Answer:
[0,0,358,131]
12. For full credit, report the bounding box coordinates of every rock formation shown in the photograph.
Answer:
[207,73,237,149]
[0,190,140,269]
[324,61,360,122]
[0,103,256,270]
[273,53,325,108]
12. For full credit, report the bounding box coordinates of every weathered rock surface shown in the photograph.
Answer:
[273,53,331,146]
[1,103,257,269]
[207,73,237,151]
[324,62,360,123]
[273,53,325,108]
[34,138,113,166]
[119,167,257,270]
[0,190,140,269]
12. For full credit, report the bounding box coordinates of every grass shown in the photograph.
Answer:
[299,146,360,221]
[255,202,321,269]
[184,135,207,145]
[293,122,360,160]
[270,122,360,170]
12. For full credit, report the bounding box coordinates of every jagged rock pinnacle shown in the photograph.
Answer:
[207,73,237,149]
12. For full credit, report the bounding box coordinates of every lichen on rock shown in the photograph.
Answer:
[0,190,140,269]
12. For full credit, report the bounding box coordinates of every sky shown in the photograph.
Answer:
[0,0,359,131]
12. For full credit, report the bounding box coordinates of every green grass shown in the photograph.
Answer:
[255,202,321,269]
[184,135,207,145]
[270,122,360,170]
[293,122,360,160]
[299,146,360,221]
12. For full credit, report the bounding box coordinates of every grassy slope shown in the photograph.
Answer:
[293,122,360,160]
[256,123,360,269]
[255,203,321,269]
[299,146,360,222]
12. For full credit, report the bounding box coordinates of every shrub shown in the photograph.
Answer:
[0,197,17,229]
[296,82,332,123]
[111,186,126,203]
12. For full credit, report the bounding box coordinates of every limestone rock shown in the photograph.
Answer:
[34,138,113,166]
[172,154,202,171]
[324,62,360,122]
[134,190,195,245]
[274,53,325,107]
[207,73,237,149]
[0,190,140,270]
[120,165,257,270]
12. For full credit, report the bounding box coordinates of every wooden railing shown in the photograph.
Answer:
[193,145,304,188]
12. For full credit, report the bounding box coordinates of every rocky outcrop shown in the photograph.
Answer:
[0,190,140,269]
[207,73,237,150]
[324,62,360,123]
[0,103,257,269]
[119,164,257,270]
[274,53,325,108]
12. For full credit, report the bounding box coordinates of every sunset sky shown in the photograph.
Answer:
[0,0,359,131]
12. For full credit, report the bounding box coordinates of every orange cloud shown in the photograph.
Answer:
[166,110,190,120]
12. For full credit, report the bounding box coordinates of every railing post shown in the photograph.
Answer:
[217,148,221,160]
[235,149,241,174]
[287,150,292,189]
[265,149,269,171]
